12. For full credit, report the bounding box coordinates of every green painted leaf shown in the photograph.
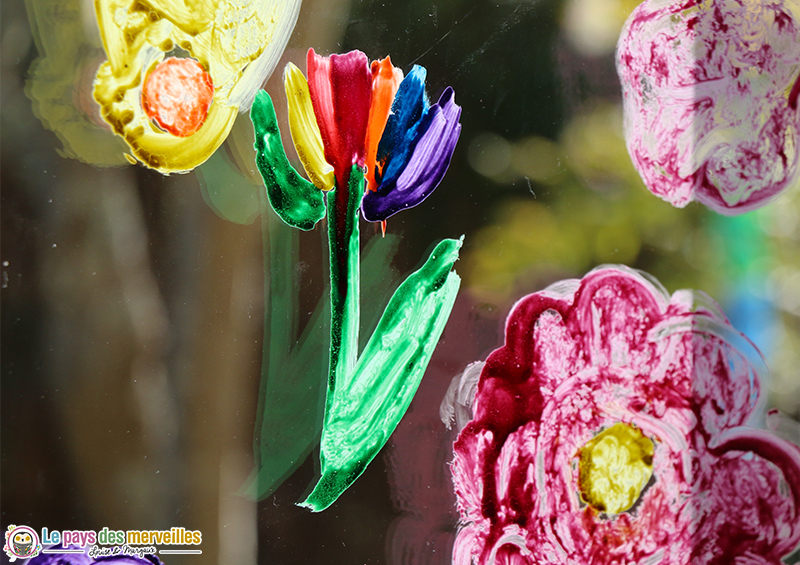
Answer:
[300,237,463,511]
[251,91,325,231]
[241,202,403,501]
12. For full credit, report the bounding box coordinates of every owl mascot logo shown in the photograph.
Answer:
[4,525,42,561]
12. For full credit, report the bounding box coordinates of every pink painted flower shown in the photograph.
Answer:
[616,0,800,214]
[451,266,800,564]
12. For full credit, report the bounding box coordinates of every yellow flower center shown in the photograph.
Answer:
[578,422,654,515]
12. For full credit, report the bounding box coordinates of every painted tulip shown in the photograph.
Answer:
[450,266,800,564]
[616,0,800,214]
[250,50,463,511]
[277,48,462,224]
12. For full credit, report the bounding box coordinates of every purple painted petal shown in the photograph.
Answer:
[26,546,163,565]
[361,87,461,222]
[95,556,163,565]
[26,549,92,565]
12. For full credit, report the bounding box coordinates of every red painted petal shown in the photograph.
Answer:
[306,48,340,173]
[330,50,372,187]
[306,49,372,188]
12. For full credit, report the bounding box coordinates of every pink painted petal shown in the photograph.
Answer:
[617,0,800,214]
[453,524,487,565]
[452,423,490,523]
[709,429,800,558]
[484,289,574,392]
[650,291,766,435]
[570,266,667,370]
[689,331,761,436]
[532,309,579,391]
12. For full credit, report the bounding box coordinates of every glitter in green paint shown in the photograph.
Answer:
[241,199,404,500]
[251,91,325,231]
[325,170,363,397]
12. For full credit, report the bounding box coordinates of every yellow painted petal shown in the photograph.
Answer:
[284,62,335,191]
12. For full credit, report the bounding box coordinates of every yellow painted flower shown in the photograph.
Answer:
[92,0,302,173]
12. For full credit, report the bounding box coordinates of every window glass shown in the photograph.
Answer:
[2,0,800,563]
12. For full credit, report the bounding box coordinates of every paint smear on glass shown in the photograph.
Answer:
[240,203,406,500]
[617,0,800,214]
[450,266,800,564]
[24,0,129,166]
[92,0,302,173]
[196,150,262,226]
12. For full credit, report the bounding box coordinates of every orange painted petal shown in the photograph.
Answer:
[364,57,403,191]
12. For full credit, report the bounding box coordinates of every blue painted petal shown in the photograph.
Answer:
[361,87,461,222]
[374,65,429,187]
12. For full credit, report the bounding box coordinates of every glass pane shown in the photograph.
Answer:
[3,0,800,563]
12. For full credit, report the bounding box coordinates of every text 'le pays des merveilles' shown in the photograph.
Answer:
[41,527,202,546]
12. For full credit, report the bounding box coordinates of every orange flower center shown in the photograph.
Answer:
[142,57,214,137]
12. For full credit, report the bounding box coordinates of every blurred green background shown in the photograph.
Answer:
[2,0,799,563]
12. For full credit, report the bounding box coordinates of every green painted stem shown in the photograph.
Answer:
[242,196,402,501]
[325,167,363,401]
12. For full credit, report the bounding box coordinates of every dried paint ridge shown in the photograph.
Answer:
[617,0,800,214]
[92,0,302,173]
[450,266,800,564]
[250,49,462,511]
